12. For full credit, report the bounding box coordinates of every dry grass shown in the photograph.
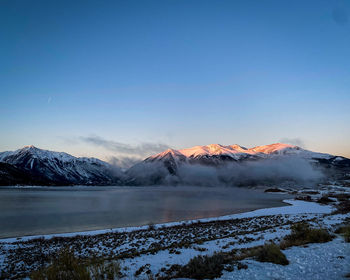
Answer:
[334,200,350,214]
[31,248,90,280]
[31,248,121,280]
[158,243,289,279]
[254,243,289,265]
[335,225,350,242]
[175,254,225,280]
[280,222,334,249]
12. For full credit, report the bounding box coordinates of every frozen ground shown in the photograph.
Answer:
[219,237,350,280]
[0,187,349,279]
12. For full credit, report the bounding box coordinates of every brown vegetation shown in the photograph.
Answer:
[280,222,334,249]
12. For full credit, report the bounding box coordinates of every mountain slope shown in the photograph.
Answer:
[0,146,122,185]
[0,162,53,186]
[142,143,333,172]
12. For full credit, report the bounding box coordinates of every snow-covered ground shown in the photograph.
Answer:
[0,191,349,279]
[219,237,350,280]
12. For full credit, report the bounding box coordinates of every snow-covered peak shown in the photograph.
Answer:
[0,146,106,165]
[248,143,299,154]
[148,148,184,160]
[229,144,248,152]
[0,146,120,185]
[14,146,75,161]
[147,143,333,162]
[179,144,242,157]
[176,143,301,158]
[23,145,36,149]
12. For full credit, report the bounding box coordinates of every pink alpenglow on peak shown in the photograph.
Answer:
[248,143,298,154]
[146,143,332,161]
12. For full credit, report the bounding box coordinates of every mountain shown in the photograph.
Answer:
[1,144,349,186]
[142,143,331,173]
[126,143,350,186]
[0,146,122,185]
[0,162,52,186]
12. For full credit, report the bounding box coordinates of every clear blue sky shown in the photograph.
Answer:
[1,0,349,162]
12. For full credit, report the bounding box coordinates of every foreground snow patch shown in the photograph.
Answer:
[219,237,350,280]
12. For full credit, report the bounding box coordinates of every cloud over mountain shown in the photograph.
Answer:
[80,136,171,158]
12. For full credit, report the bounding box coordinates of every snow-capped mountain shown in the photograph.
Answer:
[0,143,349,186]
[148,143,332,161]
[126,143,350,186]
[142,143,330,173]
[0,146,122,185]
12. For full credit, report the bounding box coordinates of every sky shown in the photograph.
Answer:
[1,0,350,164]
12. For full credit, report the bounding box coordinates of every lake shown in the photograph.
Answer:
[0,186,290,238]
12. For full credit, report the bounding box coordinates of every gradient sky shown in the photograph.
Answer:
[1,0,350,163]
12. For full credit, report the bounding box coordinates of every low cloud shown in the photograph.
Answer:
[127,157,325,187]
[108,156,142,169]
[79,136,170,167]
[279,138,305,148]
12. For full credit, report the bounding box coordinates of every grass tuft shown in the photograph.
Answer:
[254,243,289,265]
[281,222,333,249]
[334,200,350,214]
[31,248,90,280]
[31,248,120,280]
[335,225,350,242]
[176,253,225,280]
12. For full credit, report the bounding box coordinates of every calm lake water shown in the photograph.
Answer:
[0,186,290,238]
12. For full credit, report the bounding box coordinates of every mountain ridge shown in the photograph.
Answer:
[0,146,122,186]
[147,143,332,161]
[0,144,349,186]
[127,143,350,186]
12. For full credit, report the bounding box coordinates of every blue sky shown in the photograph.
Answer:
[1,0,349,161]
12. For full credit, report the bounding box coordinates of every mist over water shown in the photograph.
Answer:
[0,186,291,238]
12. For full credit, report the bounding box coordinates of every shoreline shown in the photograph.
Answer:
[0,199,332,243]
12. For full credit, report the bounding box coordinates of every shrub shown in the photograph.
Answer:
[148,223,155,231]
[31,248,90,280]
[295,195,312,202]
[335,225,350,242]
[330,193,350,202]
[254,243,289,265]
[317,196,333,204]
[176,253,225,279]
[90,261,121,280]
[335,200,350,214]
[281,222,333,249]
[31,248,120,280]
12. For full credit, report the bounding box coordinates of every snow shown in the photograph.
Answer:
[218,238,350,280]
[148,143,333,162]
[0,145,107,165]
